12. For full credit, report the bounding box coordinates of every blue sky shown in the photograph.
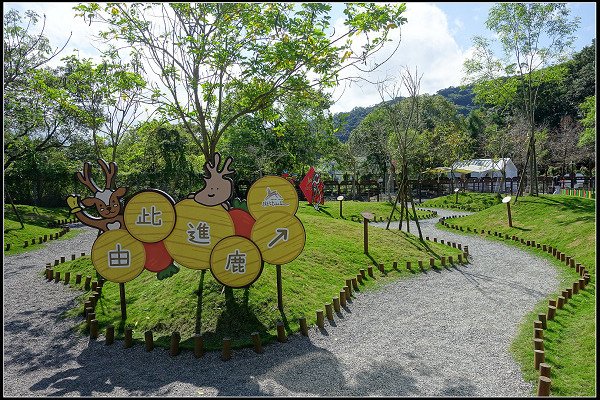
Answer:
[4,2,596,113]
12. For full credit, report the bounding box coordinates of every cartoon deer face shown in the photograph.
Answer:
[194,153,235,207]
[76,159,127,218]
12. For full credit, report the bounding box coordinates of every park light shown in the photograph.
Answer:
[337,195,344,218]
[502,195,512,227]
[454,187,460,203]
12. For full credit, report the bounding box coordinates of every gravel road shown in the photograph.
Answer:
[3,210,559,397]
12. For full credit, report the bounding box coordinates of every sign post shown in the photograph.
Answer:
[503,196,512,227]
[361,211,373,254]
[337,195,344,218]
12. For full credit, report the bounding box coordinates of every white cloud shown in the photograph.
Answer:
[328,3,473,114]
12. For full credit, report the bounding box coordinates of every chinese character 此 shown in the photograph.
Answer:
[225,249,246,274]
[108,243,130,268]
[136,205,162,226]
[187,221,211,245]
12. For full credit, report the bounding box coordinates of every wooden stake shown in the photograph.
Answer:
[537,376,551,396]
[538,313,547,329]
[359,268,366,279]
[194,334,204,358]
[84,276,91,290]
[340,290,346,308]
[539,363,551,378]
[276,322,287,342]
[534,338,544,351]
[145,331,154,351]
[367,266,374,278]
[89,319,98,339]
[534,349,545,370]
[345,280,352,295]
[54,271,60,283]
[251,332,263,353]
[548,306,556,321]
[333,297,340,313]
[105,325,114,345]
[356,273,362,284]
[534,320,543,330]
[557,296,565,309]
[534,328,544,339]
[321,302,332,321]
[572,281,579,295]
[344,285,350,299]
[351,277,358,290]
[170,331,180,356]
[64,272,70,285]
[222,338,232,361]
[299,317,308,336]
[124,328,133,348]
[316,310,324,328]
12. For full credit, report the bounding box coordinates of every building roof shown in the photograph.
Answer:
[451,158,515,173]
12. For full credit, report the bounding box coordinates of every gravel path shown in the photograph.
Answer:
[3,211,560,397]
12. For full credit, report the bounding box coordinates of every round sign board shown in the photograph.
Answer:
[124,189,176,243]
[163,199,235,270]
[251,212,305,265]
[247,176,299,220]
[210,236,263,288]
[337,195,344,201]
[360,211,374,220]
[502,196,512,203]
[91,229,146,283]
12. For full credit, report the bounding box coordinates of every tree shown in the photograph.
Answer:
[3,8,77,171]
[61,52,150,161]
[464,3,580,199]
[74,2,407,161]
[577,95,595,148]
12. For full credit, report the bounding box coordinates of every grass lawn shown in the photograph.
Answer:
[47,201,463,351]
[4,204,78,255]
[437,194,595,396]
[297,199,436,222]
[420,192,502,212]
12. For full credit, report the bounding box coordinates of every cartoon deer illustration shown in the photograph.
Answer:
[66,159,127,233]
[192,152,235,210]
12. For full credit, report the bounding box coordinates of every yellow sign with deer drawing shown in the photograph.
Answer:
[246,176,299,220]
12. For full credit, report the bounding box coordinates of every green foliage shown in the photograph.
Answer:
[577,96,595,147]
[73,2,407,160]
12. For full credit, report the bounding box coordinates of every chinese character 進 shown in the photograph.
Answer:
[108,243,130,268]
[187,221,211,245]
[225,249,246,274]
[136,205,162,226]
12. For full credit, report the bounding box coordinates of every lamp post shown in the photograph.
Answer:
[454,187,459,204]
[337,195,344,218]
[503,195,512,227]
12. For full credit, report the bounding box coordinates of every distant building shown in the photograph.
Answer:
[449,158,518,179]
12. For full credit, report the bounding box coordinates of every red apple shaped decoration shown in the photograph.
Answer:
[228,208,256,239]
[143,241,174,272]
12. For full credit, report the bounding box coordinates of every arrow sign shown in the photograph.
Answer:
[268,228,289,248]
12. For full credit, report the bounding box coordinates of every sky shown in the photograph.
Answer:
[4,2,597,115]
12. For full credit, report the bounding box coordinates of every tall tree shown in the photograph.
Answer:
[74,2,407,160]
[463,3,580,199]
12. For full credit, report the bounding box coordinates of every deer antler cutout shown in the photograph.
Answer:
[75,162,101,194]
[97,159,118,190]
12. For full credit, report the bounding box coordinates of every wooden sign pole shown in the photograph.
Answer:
[119,282,127,320]
[361,212,373,255]
[276,264,283,311]
[363,217,369,254]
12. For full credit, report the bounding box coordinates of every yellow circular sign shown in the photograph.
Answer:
[124,189,176,243]
[91,229,146,283]
[163,199,235,270]
[247,176,299,220]
[210,236,263,288]
[251,212,305,265]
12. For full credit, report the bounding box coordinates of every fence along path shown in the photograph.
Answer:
[3,213,558,396]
